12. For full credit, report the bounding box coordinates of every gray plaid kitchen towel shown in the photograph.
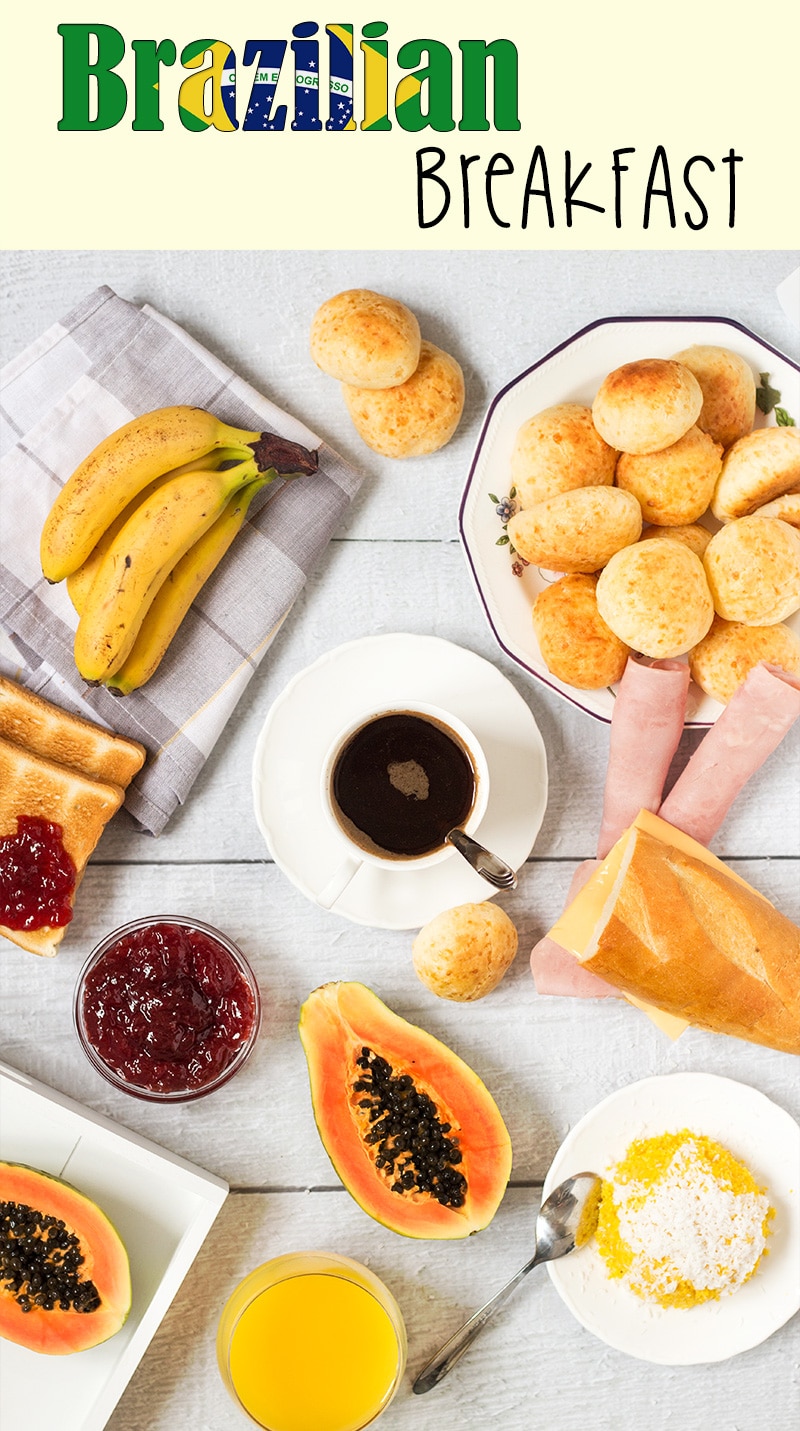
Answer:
[0,286,362,834]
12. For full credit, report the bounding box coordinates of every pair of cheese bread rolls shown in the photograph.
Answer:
[311,289,464,458]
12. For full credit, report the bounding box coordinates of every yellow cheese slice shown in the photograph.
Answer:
[549,811,768,1040]
[623,994,689,1040]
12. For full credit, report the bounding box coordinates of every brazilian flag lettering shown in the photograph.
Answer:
[179,41,237,131]
[291,21,321,130]
[326,24,354,131]
[242,41,288,130]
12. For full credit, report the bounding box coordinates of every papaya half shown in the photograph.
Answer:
[0,1161,132,1355]
[299,982,512,1239]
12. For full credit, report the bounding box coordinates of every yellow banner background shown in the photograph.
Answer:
[2,0,799,249]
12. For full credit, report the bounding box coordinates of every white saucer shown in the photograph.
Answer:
[252,633,548,929]
[542,1073,800,1365]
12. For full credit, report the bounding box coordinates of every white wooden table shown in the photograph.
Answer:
[2,250,799,1431]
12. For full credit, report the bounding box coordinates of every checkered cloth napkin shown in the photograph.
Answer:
[0,286,363,834]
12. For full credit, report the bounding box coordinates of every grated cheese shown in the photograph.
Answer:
[595,1130,773,1309]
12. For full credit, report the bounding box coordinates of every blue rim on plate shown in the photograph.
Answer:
[458,314,800,726]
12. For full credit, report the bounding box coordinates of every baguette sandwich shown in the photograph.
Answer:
[0,678,146,957]
[549,809,800,1054]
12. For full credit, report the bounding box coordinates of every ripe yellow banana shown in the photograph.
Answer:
[104,477,270,696]
[41,407,261,583]
[66,448,249,615]
[74,457,262,682]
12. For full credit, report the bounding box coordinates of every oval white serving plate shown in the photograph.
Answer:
[459,316,800,725]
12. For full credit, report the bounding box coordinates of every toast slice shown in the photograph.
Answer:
[0,676,146,787]
[0,736,125,957]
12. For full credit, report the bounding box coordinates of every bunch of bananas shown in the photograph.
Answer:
[41,406,318,695]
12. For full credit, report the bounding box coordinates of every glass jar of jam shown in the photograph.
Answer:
[74,917,261,1102]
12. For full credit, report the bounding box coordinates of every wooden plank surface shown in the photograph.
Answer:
[2,249,798,553]
[2,861,799,1190]
[109,1189,800,1431]
[1,249,798,1431]
[91,537,797,864]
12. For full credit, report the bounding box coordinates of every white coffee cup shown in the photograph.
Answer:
[316,701,490,909]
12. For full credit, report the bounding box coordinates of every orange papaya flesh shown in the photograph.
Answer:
[0,1161,132,1355]
[299,982,512,1240]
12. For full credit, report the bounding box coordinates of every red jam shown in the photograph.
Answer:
[0,816,76,929]
[80,922,258,1095]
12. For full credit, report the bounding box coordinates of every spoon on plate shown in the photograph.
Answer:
[413,1171,602,1394]
[445,827,518,889]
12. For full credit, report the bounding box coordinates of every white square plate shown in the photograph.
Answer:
[459,316,800,725]
[0,1061,228,1431]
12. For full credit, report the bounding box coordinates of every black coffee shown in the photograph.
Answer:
[331,712,476,858]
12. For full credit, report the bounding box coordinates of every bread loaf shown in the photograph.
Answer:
[561,820,800,1054]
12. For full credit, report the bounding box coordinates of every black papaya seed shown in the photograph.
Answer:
[351,1047,469,1207]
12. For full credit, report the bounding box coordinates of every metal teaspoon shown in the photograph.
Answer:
[413,1171,602,1394]
[445,827,518,889]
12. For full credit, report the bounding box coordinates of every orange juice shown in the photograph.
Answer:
[217,1253,406,1431]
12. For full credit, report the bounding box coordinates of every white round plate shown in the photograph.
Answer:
[459,315,800,726]
[252,633,548,929]
[542,1073,800,1365]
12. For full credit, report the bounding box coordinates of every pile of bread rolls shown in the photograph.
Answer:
[310,289,465,458]
[507,347,800,701]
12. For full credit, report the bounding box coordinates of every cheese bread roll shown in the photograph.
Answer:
[596,540,714,658]
[532,574,630,689]
[711,426,800,521]
[689,615,800,704]
[616,426,722,525]
[413,902,518,1002]
[311,288,421,389]
[752,492,800,528]
[639,523,712,557]
[507,487,642,574]
[703,515,800,624]
[511,404,617,508]
[592,359,702,455]
[671,345,756,451]
[342,340,464,457]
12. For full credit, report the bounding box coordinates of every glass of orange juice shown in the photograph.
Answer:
[217,1252,407,1431]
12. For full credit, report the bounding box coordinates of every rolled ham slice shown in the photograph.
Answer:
[533,656,690,998]
[658,663,800,846]
[530,860,620,998]
[597,657,690,858]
